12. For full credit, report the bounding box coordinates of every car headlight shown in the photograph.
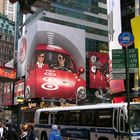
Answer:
[77,86,86,100]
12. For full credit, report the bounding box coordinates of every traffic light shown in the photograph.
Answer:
[9,0,17,3]
[9,0,37,14]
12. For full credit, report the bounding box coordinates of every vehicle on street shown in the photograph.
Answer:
[34,102,140,140]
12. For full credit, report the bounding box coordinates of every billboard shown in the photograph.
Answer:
[3,82,13,106]
[131,16,140,89]
[17,21,86,100]
[14,77,25,105]
[89,52,109,89]
[0,66,16,81]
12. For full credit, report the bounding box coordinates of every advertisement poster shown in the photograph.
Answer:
[3,82,13,106]
[131,16,140,89]
[89,52,109,89]
[14,78,25,105]
[17,21,86,100]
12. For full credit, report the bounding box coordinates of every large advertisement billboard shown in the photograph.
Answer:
[131,16,140,89]
[17,21,86,100]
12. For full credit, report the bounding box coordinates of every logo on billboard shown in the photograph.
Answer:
[19,38,27,63]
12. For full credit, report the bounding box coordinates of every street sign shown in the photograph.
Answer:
[112,49,125,73]
[128,48,138,73]
[112,48,138,73]
[118,32,134,47]
[112,73,126,80]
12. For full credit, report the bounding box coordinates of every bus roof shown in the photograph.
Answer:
[36,102,140,112]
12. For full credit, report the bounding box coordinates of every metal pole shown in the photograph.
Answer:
[125,46,131,139]
[18,103,21,135]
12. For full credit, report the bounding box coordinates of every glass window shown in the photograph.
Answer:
[130,110,140,132]
[113,109,118,129]
[39,111,49,124]
[95,109,113,127]
[34,50,76,73]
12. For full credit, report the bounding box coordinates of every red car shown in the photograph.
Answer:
[25,44,86,100]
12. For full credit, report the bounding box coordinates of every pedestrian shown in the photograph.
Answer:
[0,122,5,140]
[27,123,36,140]
[6,123,18,140]
[20,124,28,140]
[49,125,62,140]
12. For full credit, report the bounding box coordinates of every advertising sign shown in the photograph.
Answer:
[131,16,140,89]
[0,66,16,81]
[3,82,13,106]
[17,21,86,100]
[14,77,25,105]
[89,52,109,89]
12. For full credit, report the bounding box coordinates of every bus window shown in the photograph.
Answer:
[55,111,70,125]
[113,109,118,130]
[130,110,140,132]
[68,110,80,125]
[119,109,125,132]
[95,109,113,127]
[39,111,49,124]
[80,110,95,126]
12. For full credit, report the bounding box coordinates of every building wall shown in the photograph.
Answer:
[0,14,15,106]
[0,0,16,21]
[0,0,4,14]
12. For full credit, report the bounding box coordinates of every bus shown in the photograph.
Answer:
[34,102,140,140]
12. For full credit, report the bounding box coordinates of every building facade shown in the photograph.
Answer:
[0,14,15,106]
[0,0,16,21]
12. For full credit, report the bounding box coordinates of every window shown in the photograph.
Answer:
[95,109,113,127]
[39,111,49,124]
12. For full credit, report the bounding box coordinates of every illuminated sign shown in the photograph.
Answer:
[3,82,13,106]
[14,77,25,105]
[0,66,16,80]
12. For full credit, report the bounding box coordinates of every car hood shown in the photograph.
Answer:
[27,69,82,99]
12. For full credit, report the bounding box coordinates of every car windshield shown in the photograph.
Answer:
[34,50,76,73]
[130,104,140,132]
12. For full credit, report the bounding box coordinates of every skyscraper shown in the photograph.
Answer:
[0,0,16,21]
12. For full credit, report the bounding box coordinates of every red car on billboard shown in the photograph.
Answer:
[25,44,86,100]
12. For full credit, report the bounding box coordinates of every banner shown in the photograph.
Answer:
[14,77,25,105]
[3,82,13,106]
[17,21,86,99]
